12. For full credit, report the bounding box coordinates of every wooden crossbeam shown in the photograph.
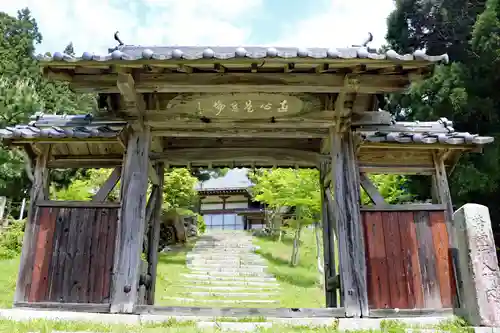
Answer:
[91,167,122,202]
[359,173,385,205]
[117,73,145,130]
[66,73,412,94]
[148,161,160,185]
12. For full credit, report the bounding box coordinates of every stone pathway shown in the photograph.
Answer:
[163,231,280,306]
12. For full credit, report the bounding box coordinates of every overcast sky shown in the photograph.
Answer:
[2,0,395,55]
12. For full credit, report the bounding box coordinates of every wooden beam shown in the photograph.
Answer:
[148,161,160,185]
[145,186,158,225]
[432,150,460,307]
[329,128,368,317]
[91,167,122,202]
[152,128,327,138]
[359,173,385,205]
[14,144,51,303]
[110,126,151,314]
[150,148,323,166]
[36,200,121,208]
[360,204,445,211]
[146,162,164,305]
[139,110,393,128]
[69,73,412,94]
[117,73,145,130]
[320,161,338,307]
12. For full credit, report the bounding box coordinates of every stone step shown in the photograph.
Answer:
[187,260,267,266]
[162,296,279,304]
[181,279,279,287]
[188,269,273,277]
[187,265,267,273]
[183,291,277,297]
[182,285,279,291]
[187,253,262,259]
[182,273,276,282]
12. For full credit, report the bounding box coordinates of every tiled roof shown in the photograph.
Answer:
[0,113,126,140]
[357,118,494,145]
[37,46,450,63]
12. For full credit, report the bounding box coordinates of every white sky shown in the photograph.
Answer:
[0,0,395,55]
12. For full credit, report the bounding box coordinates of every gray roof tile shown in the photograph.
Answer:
[0,113,126,140]
[37,46,450,63]
[0,114,492,147]
[356,118,494,146]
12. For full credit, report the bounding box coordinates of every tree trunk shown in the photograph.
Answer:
[314,222,325,287]
[290,224,302,266]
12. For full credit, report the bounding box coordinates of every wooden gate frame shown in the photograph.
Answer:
[0,45,494,317]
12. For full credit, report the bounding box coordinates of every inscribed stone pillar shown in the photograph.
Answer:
[453,204,500,327]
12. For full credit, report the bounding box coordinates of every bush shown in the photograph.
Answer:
[0,219,25,259]
[196,214,206,235]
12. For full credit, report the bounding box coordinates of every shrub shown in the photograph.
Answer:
[196,214,206,235]
[0,219,25,259]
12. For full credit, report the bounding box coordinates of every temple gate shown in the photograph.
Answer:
[0,43,496,320]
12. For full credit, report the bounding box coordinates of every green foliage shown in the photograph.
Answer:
[360,174,413,205]
[385,0,500,230]
[0,219,25,259]
[162,168,199,211]
[196,214,206,234]
[51,169,118,201]
[0,8,96,206]
[249,168,320,228]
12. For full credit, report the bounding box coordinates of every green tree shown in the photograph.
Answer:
[385,0,500,227]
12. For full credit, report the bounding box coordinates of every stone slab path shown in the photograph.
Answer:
[163,231,280,306]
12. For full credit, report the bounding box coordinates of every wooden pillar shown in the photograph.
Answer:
[110,127,151,313]
[146,162,164,305]
[320,161,338,308]
[432,150,461,307]
[330,128,368,317]
[14,144,51,303]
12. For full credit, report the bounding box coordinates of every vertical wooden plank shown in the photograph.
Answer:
[15,144,51,303]
[88,208,103,303]
[28,206,57,302]
[398,211,424,308]
[362,211,390,309]
[429,211,453,308]
[51,208,71,302]
[414,211,442,308]
[63,208,80,303]
[330,128,368,317]
[79,208,96,303]
[103,208,118,302]
[433,151,459,306]
[111,127,151,313]
[95,209,110,303]
[71,208,88,302]
[320,161,337,308]
[382,212,408,309]
[47,208,65,301]
[146,162,164,305]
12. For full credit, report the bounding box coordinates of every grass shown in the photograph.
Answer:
[0,256,19,308]
[252,227,327,308]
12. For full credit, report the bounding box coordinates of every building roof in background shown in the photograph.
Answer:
[196,169,253,192]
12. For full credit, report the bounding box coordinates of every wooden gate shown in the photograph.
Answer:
[25,202,119,304]
[362,208,455,310]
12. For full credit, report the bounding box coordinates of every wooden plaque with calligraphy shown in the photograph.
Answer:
[166,93,321,119]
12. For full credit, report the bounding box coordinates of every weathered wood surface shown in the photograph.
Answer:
[22,206,118,303]
[359,173,385,205]
[110,127,151,313]
[68,73,413,94]
[15,144,51,303]
[319,162,337,308]
[432,150,460,307]
[362,209,454,309]
[360,204,445,211]
[330,129,368,317]
[146,162,164,305]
